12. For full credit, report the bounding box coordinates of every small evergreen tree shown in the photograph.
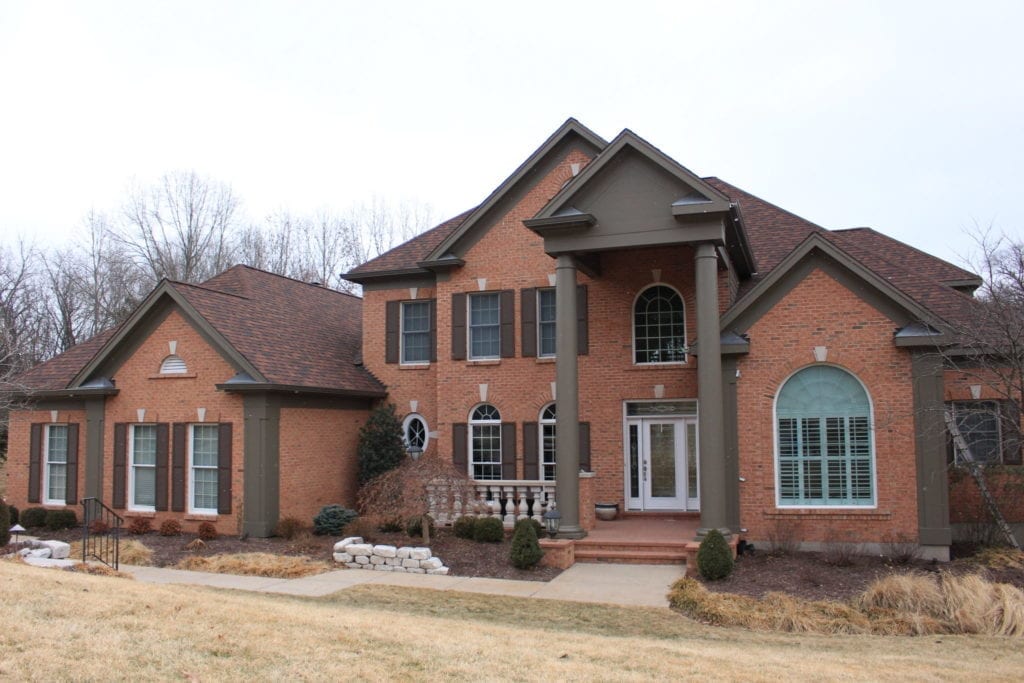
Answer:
[357,404,406,485]
[313,505,358,536]
[696,529,734,580]
[510,518,543,569]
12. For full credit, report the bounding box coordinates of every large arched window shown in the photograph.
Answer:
[540,403,557,481]
[470,404,502,480]
[776,366,875,506]
[633,285,686,363]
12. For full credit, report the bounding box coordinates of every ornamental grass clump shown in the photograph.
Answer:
[696,529,734,580]
[509,518,543,569]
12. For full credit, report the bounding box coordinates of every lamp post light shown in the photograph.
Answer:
[10,523,26,546]
[543,505,561,539]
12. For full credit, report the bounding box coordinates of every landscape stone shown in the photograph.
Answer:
[401,558,421,569]
[355,555,370,565]
[24,548,52,559]
[396,547,412,559]
[347,544,373,557]
[360,564,375,570]
[334,537,363,552]
[409,547,431,561]
[420,557,443,570]
[407,568,426,574]
[36,540,71,560]
[346,563,361,569]
[393,566,407,573]
[373,545,397,558]
[385,557,400,566]
[333,552,353,564]
[427,567,450,575]
[369,555,385,565]
[376,565,394,571]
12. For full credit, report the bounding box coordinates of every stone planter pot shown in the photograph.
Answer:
[595,503,619,521]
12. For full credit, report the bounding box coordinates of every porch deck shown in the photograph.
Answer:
[573,515,701,565]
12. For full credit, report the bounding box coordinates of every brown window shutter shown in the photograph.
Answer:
[522,422,539,479]
[28,423,42,503]
[65,424,80,505]
[429,298,438,362]
[577,284,589,355]
[385,301,400,364]
[218,423,233,514]
[501,422,517,478]
[1001,401,1022,465]
[500,290,515,358]
[578,422,591,471]
[452,423,468,474]
[112,423,127,509]
[520,288,537,358]
[451,293,466,360]
[171,424,186,512]
[155,423,169,511]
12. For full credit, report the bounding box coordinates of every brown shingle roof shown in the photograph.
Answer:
[16,265,385,397]
[346,209,475,277]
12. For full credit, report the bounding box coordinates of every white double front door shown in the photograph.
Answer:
[625,415,699,511]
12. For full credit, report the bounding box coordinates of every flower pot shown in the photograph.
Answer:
[595,503,619,521]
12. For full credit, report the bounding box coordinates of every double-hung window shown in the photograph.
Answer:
[130,424,158,510]
[44,425,69,504]
[540,404,557,481]
[469,293,501,359]
[190,424,219,513]
[401,301,431,364]
[949,401,1003,464]
[537,289,557,358]
[470,404,502,479]
[634,285,687,363]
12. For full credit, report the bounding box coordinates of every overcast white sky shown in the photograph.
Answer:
[1,1,1022,268]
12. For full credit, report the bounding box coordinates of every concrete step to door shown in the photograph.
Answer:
[574,548,686,564]
[574,540,689,554]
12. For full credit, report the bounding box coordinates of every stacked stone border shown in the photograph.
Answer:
[332,536,449,575]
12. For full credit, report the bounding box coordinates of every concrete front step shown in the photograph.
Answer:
[575,548,686,565]
[575,540,689,554]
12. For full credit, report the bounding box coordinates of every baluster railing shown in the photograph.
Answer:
[81,497,123,570]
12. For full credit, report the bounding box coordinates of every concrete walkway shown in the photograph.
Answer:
[121,562,685,608]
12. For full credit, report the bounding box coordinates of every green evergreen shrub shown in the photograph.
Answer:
[45,509,78,531]
[453,515,477,539]
[405,514,435,539]
[159,519,182,536]
[21,507,47,528]
[7,504,18,525]
[696,529,734,581]
[128,517,152,535]
[510,518,543,569]
[197,521,218,540]
[473,516,504,543]
[0,501,10,546]
[313,504,358,536]
[357,404,406,485]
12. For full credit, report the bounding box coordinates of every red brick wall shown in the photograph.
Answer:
[99,309,244,535]
[6,409,86,510]
[735,268,919,545]
[278,406,369,523]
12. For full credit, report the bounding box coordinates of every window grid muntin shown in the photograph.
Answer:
[469,293,500,359]
[633,286,686,364]
[951,401,1002,464]
[160,355,187,374]
[44,424,69,504]
[190,424,219,513]
[401,301,431,364]
[470,404,501,479]
[538,288,557,358]
[405,415,427,450]
[130,424,158,510]
[540,403,556,481]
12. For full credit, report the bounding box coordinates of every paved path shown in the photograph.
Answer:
[120,562,684,608]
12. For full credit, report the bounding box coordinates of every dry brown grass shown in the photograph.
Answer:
[66,563,135,579]
[2,561,1023,681]
[67,538,154,566]
[971,546,1024,570]
[174,552,328,578]
[671,572,1024,637]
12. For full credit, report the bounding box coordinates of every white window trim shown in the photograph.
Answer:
[631,284,689,366]
[468,293,501,361]
[772,364,878,510]
[43,424,67,505]
[188,424,219,515]
[469,403,502,479]
[402,413,430,453]
[160,354,188,374]
[400,301,431,366]
[128,424,157,512]
[540,403,556,481]
[537,288,557,359]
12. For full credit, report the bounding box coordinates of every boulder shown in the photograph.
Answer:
[396,547,412,559]
[347,544,373,557]
[35,540,71,560]
[334,537,363,552]
[373,545,397,558]
[427,567,450,576]
[409,547,431,561]
[354,555,370,565]
[369,555,385,565]
[401,558,421,569]
[393,566,407,573]
[407,568,426,574]
[333,552,353,564]
[420,557,443,570]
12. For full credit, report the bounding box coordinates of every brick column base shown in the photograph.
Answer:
[579,471,596,531]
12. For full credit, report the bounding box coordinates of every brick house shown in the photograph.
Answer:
[6,119,1017,559]
[5,266,383,536]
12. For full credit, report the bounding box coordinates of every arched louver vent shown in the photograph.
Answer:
[160,354,188,375]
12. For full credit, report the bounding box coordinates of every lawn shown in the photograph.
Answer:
[2,561,1023,681]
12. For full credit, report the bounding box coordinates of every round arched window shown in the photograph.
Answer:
[633,285,686,363]
[469,404,502,480]
[402,414,429,454]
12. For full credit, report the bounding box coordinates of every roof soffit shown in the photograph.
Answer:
[70,282,265,388]
[422,118,607,262]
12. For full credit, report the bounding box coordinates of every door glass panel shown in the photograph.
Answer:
[686,421,698,500]
[626,401,697,417]
[649,423,677,498]
[629,425,640,498]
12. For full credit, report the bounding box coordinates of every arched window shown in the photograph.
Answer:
[402,413,429,454]
[633,285,686,363]
[540,403,557,481]
[160,354,187,374]
[776,366,875,506]
[470,404,502,480]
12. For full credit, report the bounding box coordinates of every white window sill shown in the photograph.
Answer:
[467,359,501,365]
[536,356,556,364]
[125,510,156,517]
[186,512,218,520]
[399,362,431,370]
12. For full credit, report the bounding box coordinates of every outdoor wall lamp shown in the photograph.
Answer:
[543,506,561,538]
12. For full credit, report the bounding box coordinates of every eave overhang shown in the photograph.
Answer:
[215,381,386,400]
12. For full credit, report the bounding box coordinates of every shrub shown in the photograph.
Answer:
[128,517,152,535]
[274,516,305,540]
[378,516,404,533]
[881,531,922,565]
[473,516,504,543]
[696,529,734,581]
[7,504,18,525]
[88,519,110,534]
[765,517,801,556]
[159,519,182,536]
[453,515,477,539]
[20,506,47,529]
[822,530,863,567]
[0,501,10,546]
[45,509,78,531]
[405,514,435,540]
[510,518,543,569]
[313,505,358,536]
[357,404,406,485]
[197,521,218,541]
